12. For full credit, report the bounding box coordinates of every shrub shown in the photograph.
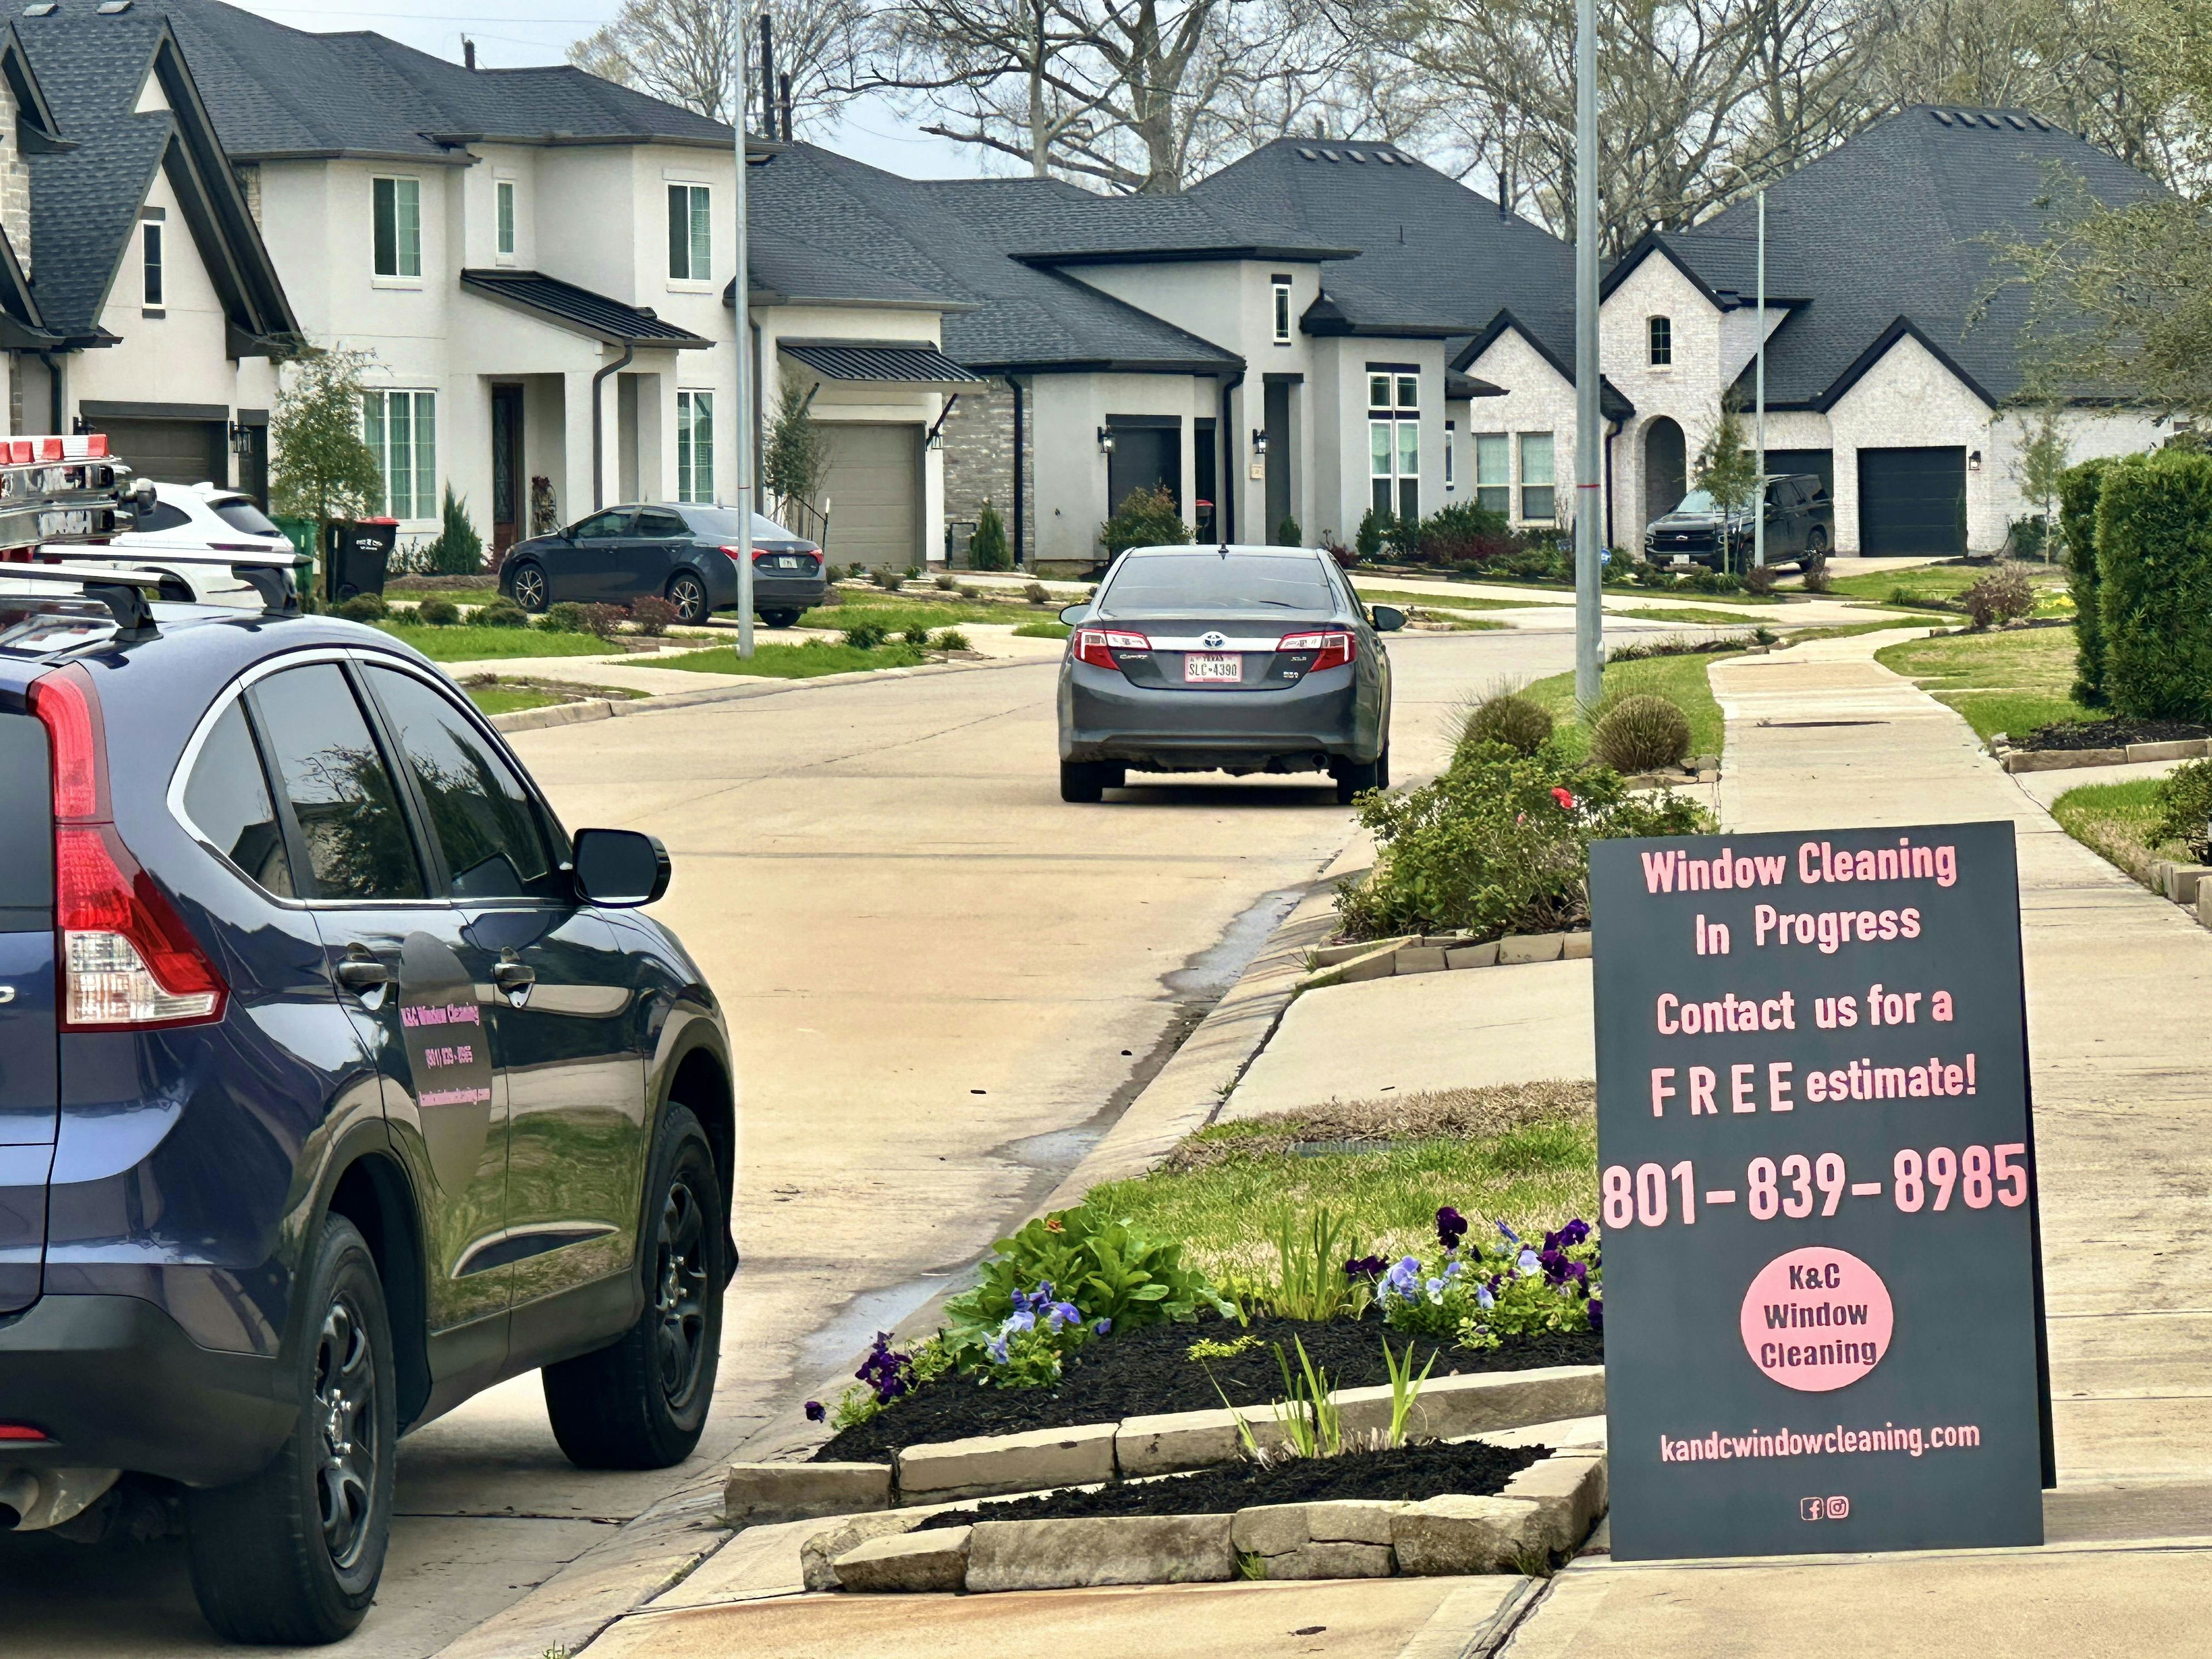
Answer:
[2059,456,2113,704]
[1354,506,1388,563]
[423,485,485,576]
[2098,446,2212,721]
[812,585,843,608]
[540,601,590,634]
[1800,551,1832,593]
[335,593,388,623]
[934,628,972,651]
[415,596,460,626]
[1276,514,1302,547]
[1323,538,1355,569]
[870,565,902,590]
[1416,501,1514,565]
[905,566,922,581]
[1741,561,1778,596]
[1023,580,1051,604]
[1335,738,1706,940]
[842,621,888,649]
[1375,1212,1601,1347]
[968,501,1012,571]
[2008,514,2051,560]
[902,624,932,647]
[2153,759,2212,861]
[579,603,626,638]
[630,594,675,636]
[1960,562,2035,630]
[1461,690,1554,756]
[1386,511,1422,560]
[1590,694,1693,774]
[934,573,959,591]
[478,597,529,628]
[1100,483,1192,555]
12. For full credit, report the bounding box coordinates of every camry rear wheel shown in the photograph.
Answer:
[185,1216,395,1645]
[1332,755,1381,805]
[1059,761,1122,802]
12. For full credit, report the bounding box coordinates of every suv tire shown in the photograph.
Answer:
[543,1104,726,1469]
[185,1215,396,1645]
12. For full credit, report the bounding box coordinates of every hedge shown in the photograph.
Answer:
[2096,446,2212,721]
[2057,456,2111,705]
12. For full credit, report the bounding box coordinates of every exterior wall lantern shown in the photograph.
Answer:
[1967,450,1983,472]
[1096,426,1115,454]
[1252,429,1270,455]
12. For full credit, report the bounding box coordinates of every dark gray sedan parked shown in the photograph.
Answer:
[500,503,827,626]
[1056,544,1402,804]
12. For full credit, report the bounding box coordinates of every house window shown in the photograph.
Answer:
[1518,431,1556,521]
[373,176,422,278]
[362,389,437,520]
[495,179,516,259]
[676,391,715,504]
[1368,369,1420,521]
[1474,433,1509,514]
[142,222,163,307]
[1649,315,1672,368]
[1444,421,1456,490]
[668,183,711,281]
[1271,276,1293,344]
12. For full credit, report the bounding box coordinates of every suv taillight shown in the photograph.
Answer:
[1279,630,1355,671]
[1073,627,1150,669]
[32,666,226,1030]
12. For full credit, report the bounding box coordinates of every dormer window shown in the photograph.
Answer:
[1648,315,1672,368]
[1271,275,1293,344]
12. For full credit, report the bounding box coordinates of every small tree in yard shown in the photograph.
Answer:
[270,346,384,560]
[764,372,831,518]
[423,484,484,575]
[967,499,1011,570]
[1693,395,1759,569]
[2012,404,2071,563]
[1100,485,1190,556]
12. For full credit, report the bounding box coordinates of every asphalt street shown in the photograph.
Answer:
[0,621,1640,1655]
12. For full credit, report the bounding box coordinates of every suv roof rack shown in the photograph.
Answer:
[0,560,162,636]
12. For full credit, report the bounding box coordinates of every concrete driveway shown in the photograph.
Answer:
[0,622,1646,1657]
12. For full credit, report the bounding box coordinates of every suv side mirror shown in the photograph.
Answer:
[573,828,671,907]
[1370,604,1406,632]
[1058,603,1092,626]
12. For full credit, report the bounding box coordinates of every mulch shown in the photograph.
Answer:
[812,1311,1602,1465]
[912,1437,1548,1528]
[2019,717,2210,752]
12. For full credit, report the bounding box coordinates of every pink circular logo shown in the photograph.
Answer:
[1739,1247,1893,1392]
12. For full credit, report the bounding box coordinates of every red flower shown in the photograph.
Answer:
[1551,786,1577,811]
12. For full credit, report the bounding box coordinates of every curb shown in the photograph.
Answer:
[1993,735,2209,774]
[486,653,1048,733]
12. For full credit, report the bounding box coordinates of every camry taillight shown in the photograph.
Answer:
[1073,627,1150,669]
[1279,630,1355,671]
[719,544,751,562]
[32,666,226,1030]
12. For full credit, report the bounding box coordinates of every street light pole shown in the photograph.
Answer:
[1754,186,1767,571]
[732,3,756,659]
[1572,0,1601,711]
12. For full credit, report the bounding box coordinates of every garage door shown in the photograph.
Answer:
[1857,447,1965,555]
[82,417,228,487]
[822,424,920,570]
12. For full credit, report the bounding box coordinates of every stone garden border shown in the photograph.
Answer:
[811,1450,1608,1595]
[724,1364,1605,1529]
[1991,735,2209,774]
[1300,931,1593,988]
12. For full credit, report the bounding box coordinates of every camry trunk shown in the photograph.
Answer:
[0,707,54,1313]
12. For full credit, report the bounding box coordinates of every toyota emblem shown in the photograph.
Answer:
[1202,631,1228,649]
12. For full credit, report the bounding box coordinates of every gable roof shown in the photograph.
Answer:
[748,144,1244,374]
[31,0,730,164]
[1642,106,2163,408]
[1190,138,1576,355]
[18,7,296,350]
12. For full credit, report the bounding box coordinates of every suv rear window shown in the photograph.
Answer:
[134,500,192,533]
[183,701,296,897]
[0,712,52,912]
[1101,552,1337,615]
[212,497,282,536]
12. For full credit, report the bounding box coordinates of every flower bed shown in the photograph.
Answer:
[2014,716,2210,751]
[910,1438,1548,1527]
[812,1311,1602,1464]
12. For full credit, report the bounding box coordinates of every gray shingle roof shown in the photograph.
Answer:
[1190,138,1575,355]
[749,145,1244,373]
[1644,106,2164,407]
[459,269,711,346]
[33,0,730,162]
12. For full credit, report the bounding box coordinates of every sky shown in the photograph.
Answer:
[225,0,988,179]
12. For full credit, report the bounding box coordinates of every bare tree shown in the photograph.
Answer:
[570,0,872,134]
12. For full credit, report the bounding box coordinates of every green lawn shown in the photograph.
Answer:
[374,623,618,661]
[1013,620,1071,639]
[655,640,933,678]
[1609,604,1768,625]
[1520,649,1735,760]
[2050,779,2178,887]
[1825,559,2071,618]
[1353,586,1555,611]
[804,588,1065,630]
[465,685,567,716]
[1873,626,2089,741]
[1083,1085,1597,1285]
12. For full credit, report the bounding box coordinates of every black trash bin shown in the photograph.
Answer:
[324,517,399,602]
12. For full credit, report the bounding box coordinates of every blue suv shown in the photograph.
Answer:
[0,590,734,1643]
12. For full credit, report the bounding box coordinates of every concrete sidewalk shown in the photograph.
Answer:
[1490,629,2212,1654]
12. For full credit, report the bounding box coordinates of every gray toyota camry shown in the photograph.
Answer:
[1055,544,1403,804]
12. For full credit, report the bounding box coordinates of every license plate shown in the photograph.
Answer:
[1183,653,1242,683]
[764,555,809,570]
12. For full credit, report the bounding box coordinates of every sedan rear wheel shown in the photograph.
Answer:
[1332,755,1382,805]
[1060,760,1121,803]
[666,571,710,624]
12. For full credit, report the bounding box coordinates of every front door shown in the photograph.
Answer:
[491,385,525,556]
[248,660,512,1344]
[357,661,649,1312]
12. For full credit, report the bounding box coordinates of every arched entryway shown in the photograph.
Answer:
[1643,417,1687,526]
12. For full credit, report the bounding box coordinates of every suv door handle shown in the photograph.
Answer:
[335,958,391,993]
[493,961,536,992]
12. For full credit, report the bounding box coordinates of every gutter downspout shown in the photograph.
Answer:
[1010,374,1025,569]
[590,339,635,511]
[1604,418,1618,551]
[40,353,62,434]
[1219,370,1243,544]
